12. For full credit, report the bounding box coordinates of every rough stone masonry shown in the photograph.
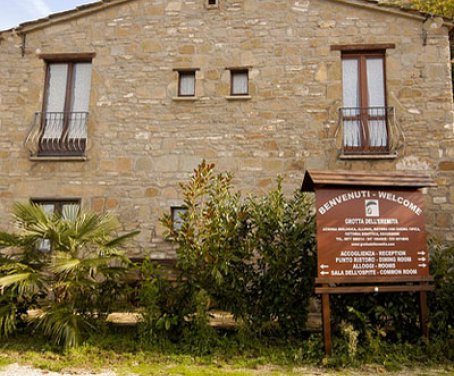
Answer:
[0,0,453,258]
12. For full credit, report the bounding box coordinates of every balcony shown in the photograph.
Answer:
[337,107,402,157]
[25,112,88,158]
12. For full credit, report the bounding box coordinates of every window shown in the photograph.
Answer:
[178,70,196,97]
[32,199,80,251]
[341,51,389,154]
[230,69,249,96]
[171,206,187,231]
[206,0,219,8]
[40,57,93,156]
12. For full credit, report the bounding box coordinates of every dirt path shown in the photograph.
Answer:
[0,363,116,376]
[1,362,453,376]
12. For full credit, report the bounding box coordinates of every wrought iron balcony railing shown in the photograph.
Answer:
[25,112,88,157]
[336,107,403,155]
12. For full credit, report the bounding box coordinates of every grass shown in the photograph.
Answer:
[0,329,453,376]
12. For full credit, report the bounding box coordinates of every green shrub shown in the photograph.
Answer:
[137,259,179,343]
[0,203,138,348]
[331,292,420,343]
[429,242,454,339]
[241,178,317,336]
[330,240,454,347]
[160,161,317,339]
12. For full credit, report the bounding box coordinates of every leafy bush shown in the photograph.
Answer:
[0,203,138,348]
[160,161,252,328]
[429,242,454,339]
[160,161,317,339]
[241,178,317,336]
[136,259,179,343]
[331,292,420,343]
[330,240,454,348]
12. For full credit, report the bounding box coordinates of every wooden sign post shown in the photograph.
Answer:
[301,170,436,355]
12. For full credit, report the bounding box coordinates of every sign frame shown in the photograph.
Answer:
[301,170,436,355]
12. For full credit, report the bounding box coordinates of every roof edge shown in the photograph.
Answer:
[0,0,134,35]
[328,0,454,27]
[1,0,452,36]
[301,170,437,192]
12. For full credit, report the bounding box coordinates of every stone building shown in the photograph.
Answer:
[0,0,453,259]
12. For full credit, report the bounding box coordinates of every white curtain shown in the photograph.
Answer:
[43,64,68,139]
[62,204,79,220]
[179,72,195,96]
[38,204,55,251]
[69,63,92,138]
[232,71,248,95]
[342,59,361,147]
[366,58,387,147]
[43,63,92,140]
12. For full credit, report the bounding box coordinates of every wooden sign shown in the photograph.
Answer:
[315,188,429,281]
[301,170,436,355]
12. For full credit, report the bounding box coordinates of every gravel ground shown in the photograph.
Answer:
[1,363,453,376]
[0,364,116,376]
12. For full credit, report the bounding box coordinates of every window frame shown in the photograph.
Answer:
[176,69,197,97]
[39,54,94,157]
[230,69,249,96]
[31,198,81,252]
[31,198,81,216]
[341,50,389,154]
[205,0,219,9]
[170,206,188,231]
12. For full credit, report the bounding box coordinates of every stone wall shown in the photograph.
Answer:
[0,0,453,257]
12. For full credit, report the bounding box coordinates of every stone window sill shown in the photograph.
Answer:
[339,153,397,160]
[226,95,252,101]
[172,96,199,101]
[29,156,87,162]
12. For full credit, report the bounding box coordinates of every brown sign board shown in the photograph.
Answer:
[301,170,436,355]
[301,170,436,283]
[316,187,428,281]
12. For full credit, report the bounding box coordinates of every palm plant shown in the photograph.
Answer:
[0,202,139,348]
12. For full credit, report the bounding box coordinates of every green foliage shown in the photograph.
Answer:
[384,0,454,19]
[331,291,419,342]
[339,321,359,361]
[160,160,252,338]
[410,0,454,19]
[429,242,454,341]
[137,259,179,343]
[330,240,453,350]
[160,161,317,340]
[1,330,453,374]
[0,203,138,348]
[181,289,220,355]
[162,161,248,296]
[242,179,317,336]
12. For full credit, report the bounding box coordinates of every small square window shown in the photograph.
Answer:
[230,69,249,96]
[171,206,188,231]
[178,71,196,97]
[206,0,219,8]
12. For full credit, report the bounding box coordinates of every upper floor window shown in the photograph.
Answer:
[230,69,249,96]
[341,51,389,154]
[178,70,196,97]
[206,0,219,8]
[31,53,95,157]
[31,198,81,251]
